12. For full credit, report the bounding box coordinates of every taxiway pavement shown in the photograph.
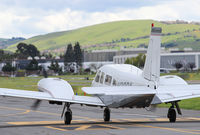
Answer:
[1,97,200,135]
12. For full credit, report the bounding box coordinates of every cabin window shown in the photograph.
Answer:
[95,71,101,82]
[100,72,105,84]
[105,75,112,85]
[112,79,117,86]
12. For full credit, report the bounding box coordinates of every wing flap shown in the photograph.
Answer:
[0,88,105,106]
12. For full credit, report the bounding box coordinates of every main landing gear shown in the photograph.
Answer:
[167,106,176,122]
[61,103,72,125]
[104,107,110,122]
[64,108,72,125]
[167,101,182,123]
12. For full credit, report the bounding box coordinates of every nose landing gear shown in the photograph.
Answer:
[104,107,110,122]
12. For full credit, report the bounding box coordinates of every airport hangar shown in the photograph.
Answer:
[84,48,200,71]
[113,52,200,70]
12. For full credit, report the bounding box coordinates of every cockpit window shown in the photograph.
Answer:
[100,72,105,84]
[112,79,117,86]
[105,75,112,85]
[95,71,101,82]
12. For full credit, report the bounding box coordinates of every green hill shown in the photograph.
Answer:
[6,20,200,53]
[0,37,25,49]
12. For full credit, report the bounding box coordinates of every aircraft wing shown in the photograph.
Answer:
[0,88,105,106]
[151,85,200,104]
[82,86,156,95]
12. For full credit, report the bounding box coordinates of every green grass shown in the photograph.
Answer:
[6,20,200,52]
[159,98,200,110]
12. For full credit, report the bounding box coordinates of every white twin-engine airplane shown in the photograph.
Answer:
[1,26,200,125]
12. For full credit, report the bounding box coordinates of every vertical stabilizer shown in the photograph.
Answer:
[143,27,162,82]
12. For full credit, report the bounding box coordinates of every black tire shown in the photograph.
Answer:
[64,110,72,125]
[168,108,176,122]
[104,108,110,122]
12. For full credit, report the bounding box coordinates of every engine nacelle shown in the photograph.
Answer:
[159,75,188,85]
[37,78,74,100]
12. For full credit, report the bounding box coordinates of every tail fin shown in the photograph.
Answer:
[143,27,162,82]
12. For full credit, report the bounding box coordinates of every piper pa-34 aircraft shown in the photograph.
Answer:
[1,25,200,125]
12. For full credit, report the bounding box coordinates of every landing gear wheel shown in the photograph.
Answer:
[167,107,176,122]
[104,107,110,122]
[64,109,72,125]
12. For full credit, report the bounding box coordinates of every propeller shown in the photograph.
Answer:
[31,100,42,110]
[30,67,48,110]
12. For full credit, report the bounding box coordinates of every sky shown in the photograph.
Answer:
[0,0,200,38]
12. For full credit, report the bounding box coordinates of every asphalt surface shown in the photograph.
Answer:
[1,97,200,135]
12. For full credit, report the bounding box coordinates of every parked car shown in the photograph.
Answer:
[160,68,170,73]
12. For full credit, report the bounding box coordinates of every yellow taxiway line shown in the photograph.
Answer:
[45,126,68,131]
[0,109,30,117]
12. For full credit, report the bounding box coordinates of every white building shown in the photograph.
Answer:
[113,52,200,70]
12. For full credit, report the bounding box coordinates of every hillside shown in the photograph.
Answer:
[6,20,200,53]
[0,37,25,49]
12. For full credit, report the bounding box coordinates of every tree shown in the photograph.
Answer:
[16,43,40,59]
[187,62,196,71]
[2,63,16,72]
[26,59,39,71]
[125,58,132,64]
[47,53,53,59]
[64,43,74,63]
[48,61,62,74]
[89,63,103,73]
[64,43,75,72]
[59,53,64,59]
[89,63,98,72]
[125,54,146,68]
[0,49,4,56]
[0,49,4,62]
[74,42,83,67]
[173,61,183,71]
[27,44,40,58]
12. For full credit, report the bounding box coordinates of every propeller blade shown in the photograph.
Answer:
[150,104,157,112]
[145,104,158,112]
[31,100,42,110]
